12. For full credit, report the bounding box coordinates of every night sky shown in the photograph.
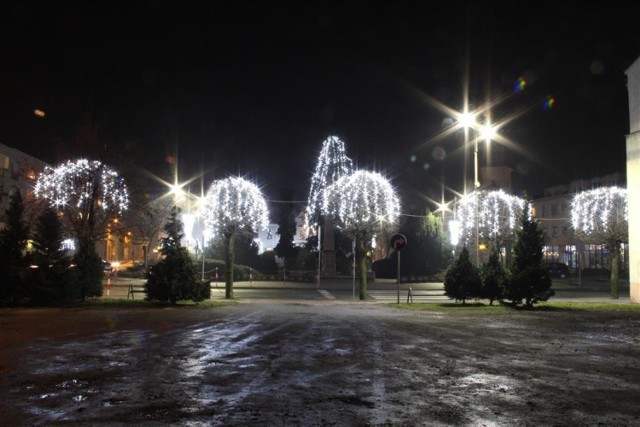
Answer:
[2,0,639,212]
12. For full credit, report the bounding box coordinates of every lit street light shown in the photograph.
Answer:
[458,111,498,264]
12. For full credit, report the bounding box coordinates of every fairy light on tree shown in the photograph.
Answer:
[34,159,129,241]
[454,189,526,251]
[203,177,268,299]
[307,135,353,226]
[324,170,400,300]
[571,186,628,299]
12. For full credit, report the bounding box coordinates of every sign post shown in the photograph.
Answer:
[352,238,356,300]
[390,234,407,304]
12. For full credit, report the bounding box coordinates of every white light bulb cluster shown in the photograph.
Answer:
[307,136,353,224]
[203,177,269,239]
[324,170,399,236]
[454,189,525,245]
[34,158,129,215]
[571,186,628,236]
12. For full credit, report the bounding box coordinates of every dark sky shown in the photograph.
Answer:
[1,0,639,211]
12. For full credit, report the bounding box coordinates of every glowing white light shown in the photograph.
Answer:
[459,112,477,129]
[324,170,400,236]
[454,189,526,245]
[203,177,269,239]
[61,238,75,251]
[449,219,461,246]
[571,186,628,236]
[480,123,497,142]
[307,136,353,224]
[34,159,129,238]
[34,159,129,213]
[182,213,197,248]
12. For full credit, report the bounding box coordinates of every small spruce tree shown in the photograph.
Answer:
[480,246,507,305]
[504,204,554,307]
[72,237,104,302]
[29,209,73,303]
[146,206,209,303]
[0,191,30,304]
[444,246,482,304]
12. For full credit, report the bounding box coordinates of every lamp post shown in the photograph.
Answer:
[458,111,497,265]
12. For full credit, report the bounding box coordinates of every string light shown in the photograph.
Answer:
[454,189,525,245]
[34,159,129,236]
[203,177,269,239]
[571,186,628,237]
[324,170,399,236]
[307,136,353,225]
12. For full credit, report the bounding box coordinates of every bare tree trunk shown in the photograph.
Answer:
[359,251,367,300]
[225,232,235,299]
[610,245,620,300]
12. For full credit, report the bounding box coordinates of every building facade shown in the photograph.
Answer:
[0,143,48,226]
[626,55,640,302]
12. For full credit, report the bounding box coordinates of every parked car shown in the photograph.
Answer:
[112,260,142,271]
[102,259,113,273]
[547,262,569,279]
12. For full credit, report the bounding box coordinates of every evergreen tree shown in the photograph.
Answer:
[444,246,482,304]
[481,246,507,305]
[504,204,554,307]
[72,237,103,302]
[0,191,30,304]
[29,209,73,303]
[146,206,209,303]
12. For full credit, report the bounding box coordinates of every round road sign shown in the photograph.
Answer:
[390,234,407,251]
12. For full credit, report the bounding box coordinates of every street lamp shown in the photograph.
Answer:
[458,112,497,264]
[459,111,476,194]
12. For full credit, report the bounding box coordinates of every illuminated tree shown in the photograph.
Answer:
[34,159,130,241]
[307,136,353,226]
[34,159,129,301]
[455,189,525,248]
[203,177,268,299]
[571,187,628,299]
[324,170,400,300]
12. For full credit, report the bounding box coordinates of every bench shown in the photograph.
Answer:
[127,283,146,299]
[406,287,447,303]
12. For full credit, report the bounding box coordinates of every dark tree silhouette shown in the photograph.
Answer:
[505,204,554,307]
[444,246,482,304]
[0,191,29,304]
[146,206,209,303]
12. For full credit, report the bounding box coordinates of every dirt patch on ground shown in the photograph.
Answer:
[1,302,640,425]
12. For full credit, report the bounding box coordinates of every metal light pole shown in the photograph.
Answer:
[474,132,480,264]
[201,231,206,281]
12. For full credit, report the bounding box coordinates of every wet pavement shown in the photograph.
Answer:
[1,298,640,425]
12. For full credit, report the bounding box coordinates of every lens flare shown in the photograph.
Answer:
[542,96,555,110]
[514,77,527,93]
